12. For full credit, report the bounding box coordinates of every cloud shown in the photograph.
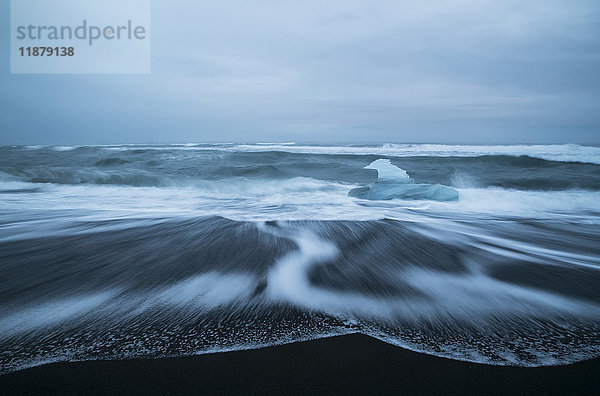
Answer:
[1,0,599,144]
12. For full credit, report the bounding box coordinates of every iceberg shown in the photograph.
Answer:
[349,159,459,202]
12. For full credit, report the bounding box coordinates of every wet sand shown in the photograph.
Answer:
[1,333,598,395]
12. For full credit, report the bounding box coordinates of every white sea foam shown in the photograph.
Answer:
[51,145,79,151]
[265,230,339,305]
[0,291,117,339]
[134,272,256,313]
[438,188,600,216]
[2,178,600,243]
[251,221,600,368]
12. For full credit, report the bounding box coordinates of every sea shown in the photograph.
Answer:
[1,143,599,373]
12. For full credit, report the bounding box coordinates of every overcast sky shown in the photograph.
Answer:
[1,0,599,144]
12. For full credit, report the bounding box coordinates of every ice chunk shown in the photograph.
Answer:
[364,159,410,183]
[349,182,458,201]
[349,159,459,201]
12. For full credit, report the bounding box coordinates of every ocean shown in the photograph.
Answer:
[1,143,599,373]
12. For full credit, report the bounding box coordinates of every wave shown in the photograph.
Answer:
[0,217,598,373]
[92,143,600,164]
[3,145,600,192]
[3,168,171,187]
[2,183,600,245]
[18,143,598,164]
[94,157,131,167]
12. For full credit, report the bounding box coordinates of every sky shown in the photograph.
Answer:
[1,0,599,145]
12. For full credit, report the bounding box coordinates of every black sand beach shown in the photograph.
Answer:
[1,334,599,395]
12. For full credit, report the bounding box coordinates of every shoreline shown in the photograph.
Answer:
[1,334,599,395]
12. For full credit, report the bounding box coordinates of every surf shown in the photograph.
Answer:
[349,159,459,201]
[1,144,600,373]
